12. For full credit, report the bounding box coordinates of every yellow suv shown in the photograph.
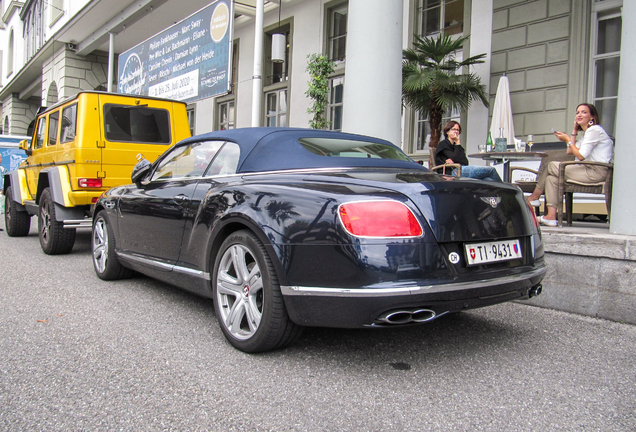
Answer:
[3,91,191,254]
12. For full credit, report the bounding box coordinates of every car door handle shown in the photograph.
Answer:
[172,194,189,204]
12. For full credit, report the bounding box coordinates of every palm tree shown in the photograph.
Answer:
[402,34,489,164]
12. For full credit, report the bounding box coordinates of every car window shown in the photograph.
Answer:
[48,111,59,146]
[104,104,171,144]
[205,142,240,176]
[298,137,411,161]
[60,104,77,144]
[150,140,225,181]
[35,117,47,150]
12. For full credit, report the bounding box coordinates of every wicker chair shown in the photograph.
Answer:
[557,160,613,227]
[431,163,462,176]
[510,150,574,214]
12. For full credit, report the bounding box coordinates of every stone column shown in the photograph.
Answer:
[465,0,493,165]
[610,0,636,235]
[341,0,403,146]
[2,95,37,135]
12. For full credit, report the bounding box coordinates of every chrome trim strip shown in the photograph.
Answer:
[116,252,210,280]
[281,265,547,298]
[173,266,211,280]
[118,252,173,270]
[240,167,361,177]
[147,167,426,182]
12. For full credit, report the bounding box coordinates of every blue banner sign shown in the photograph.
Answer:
[0,135,30,190]
[117,0,232,103]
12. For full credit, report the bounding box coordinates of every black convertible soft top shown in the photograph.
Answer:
[176,128,429,173]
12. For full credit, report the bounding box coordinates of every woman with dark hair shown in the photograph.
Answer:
[526,103,614,226]
[434,120,502,181]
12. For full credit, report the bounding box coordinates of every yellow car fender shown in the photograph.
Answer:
[37,166,73,207]
[6,169,30,205]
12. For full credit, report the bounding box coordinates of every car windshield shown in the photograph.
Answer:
[298,137,411,161]
[151,141,225,180]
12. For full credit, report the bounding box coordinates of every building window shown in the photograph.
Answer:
[590,2,621,137]
[417,0,463,37]
[327,3,347,62]
[265,89,287,127]
[23,0,46,61]
[265,25,290,86]
[217,101,235,130]
[229,42,239,94]
[414,109,460,153]
[328,76,344,131]
[216,41,237,130]
[263,22,291,127]
[7,29,14,76]
[50,0,64,25]
[35,1,42,49]
[187,107,195,135]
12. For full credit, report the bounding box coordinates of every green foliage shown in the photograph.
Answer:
[402,34,489,152]
[306,54,335,129]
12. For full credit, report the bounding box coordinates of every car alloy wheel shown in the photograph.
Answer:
[91,210,133,280]
[92,216,109,274]
[213,230,302,353]
[216,242,264,341]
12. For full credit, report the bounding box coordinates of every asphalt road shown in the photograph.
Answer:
[1,218,635,431]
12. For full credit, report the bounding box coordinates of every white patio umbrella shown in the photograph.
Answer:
[490,75,516,147]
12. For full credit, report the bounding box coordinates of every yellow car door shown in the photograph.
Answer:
[97,94,178,189]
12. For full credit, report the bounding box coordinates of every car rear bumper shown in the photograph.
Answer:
[68,190,106,206]
[281,264,547,328]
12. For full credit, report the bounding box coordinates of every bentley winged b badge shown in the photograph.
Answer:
[480,197,502,208]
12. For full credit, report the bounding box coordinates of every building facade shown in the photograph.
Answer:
[1,0,632,234]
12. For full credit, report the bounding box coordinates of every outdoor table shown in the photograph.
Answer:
[468,151,548,183]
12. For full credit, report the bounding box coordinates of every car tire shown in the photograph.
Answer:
[92,210,133,280]
[213,230,303,353]
[38,188,76,255]
[4,188,31,237]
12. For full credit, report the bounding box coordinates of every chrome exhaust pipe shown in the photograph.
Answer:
[529,284,543,298]
[377,308,437,325]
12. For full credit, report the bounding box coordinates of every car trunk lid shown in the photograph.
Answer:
[302,169,533,243]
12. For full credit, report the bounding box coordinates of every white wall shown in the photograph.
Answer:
[194,0,327,133]
[285,0,322,128]
[47,0,89,37]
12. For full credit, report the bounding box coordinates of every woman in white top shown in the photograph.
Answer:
[526,103,614,226]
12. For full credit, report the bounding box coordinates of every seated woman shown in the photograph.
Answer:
[526,103,614,227]
[434,121,502,182]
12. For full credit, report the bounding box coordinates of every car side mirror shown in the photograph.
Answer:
[19,139,32,156]
[131,159,152,184]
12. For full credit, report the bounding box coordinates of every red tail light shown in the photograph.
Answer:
[338,200,423,238]
[526,200,539,229]
[78,178,102,188]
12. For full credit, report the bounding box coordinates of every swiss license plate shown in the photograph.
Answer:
[464,239,522,266]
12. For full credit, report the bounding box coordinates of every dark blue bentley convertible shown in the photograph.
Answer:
[91,128,546,353]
